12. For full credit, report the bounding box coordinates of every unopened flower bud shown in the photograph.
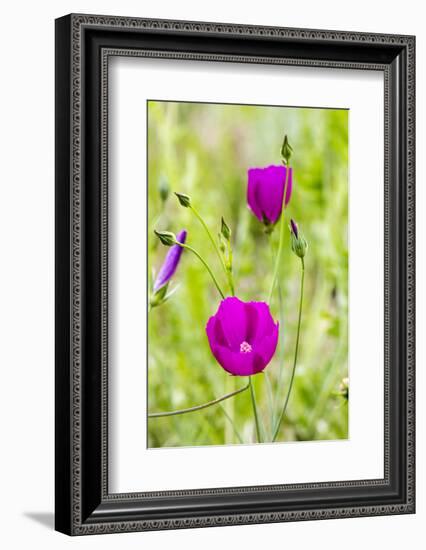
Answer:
[281,134,293,166]
[221,217,231,241]
[154,229,177,247]
[149,283,169,308]
[290,219,308,258]
[174,192,191,208]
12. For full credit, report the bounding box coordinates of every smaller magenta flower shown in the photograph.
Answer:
[153,229,187,292]
[247,165,293,227]
[206,297,279,376]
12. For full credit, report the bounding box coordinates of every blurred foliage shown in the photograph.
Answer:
[147,100,348,447]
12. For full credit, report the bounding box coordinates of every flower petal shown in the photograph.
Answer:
[206,316,228,348]
[244,301,277,343]
[247,168,263,222]
[284,167,293,206]
[253,165,286,224]
[257,324,279,366]
[215,297,250,351]
[211,344,265,376]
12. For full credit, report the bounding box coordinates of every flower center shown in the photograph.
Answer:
[240,341,252,354]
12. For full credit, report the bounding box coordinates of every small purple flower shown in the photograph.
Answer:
[153,229,187,292]
[290,219,298,238]
[247,165,293,225]
[206,297,279,376]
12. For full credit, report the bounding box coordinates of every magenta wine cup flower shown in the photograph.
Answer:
[206,297,279,376]
[153,229,187,292]
[247,165,293,225]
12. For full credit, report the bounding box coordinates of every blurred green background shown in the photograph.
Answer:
[147,100,348,448]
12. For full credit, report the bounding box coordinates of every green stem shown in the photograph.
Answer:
[266,233,284,428]
[249,376,262,442]
[272,257,305,442]
[191,206,234,296]
[274,281,286,410]
[148,381,249,418]
[177,242,225,299]
[267,168,290,304]
[226,241,235,296]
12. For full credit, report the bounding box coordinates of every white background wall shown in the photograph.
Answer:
[0,0,422,548]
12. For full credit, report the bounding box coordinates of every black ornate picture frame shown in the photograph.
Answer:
[55,14,415,535]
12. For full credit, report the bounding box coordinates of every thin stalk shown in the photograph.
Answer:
[177,242,225,299]
[274,281,286,410]
[272,258,305,442]
[266,233,284,428]
[227,252,235,297]
[226,240,235,296]
[249,376,262,443]
[191,205,234,295]
[148,381,250,418]
[267,168,290,304]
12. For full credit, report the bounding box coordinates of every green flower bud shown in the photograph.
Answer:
[290,219,308,258]
[291,234,308,258]
[281,134,293,166]
[174,192,191,208]
[158,175,169,203]
[149,283,168,308]
[221,217,231,241]
[154,229,176,247]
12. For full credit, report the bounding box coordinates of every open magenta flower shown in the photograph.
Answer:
[247,165,293,225]
[153,229,187,292]
[206,297,279,376]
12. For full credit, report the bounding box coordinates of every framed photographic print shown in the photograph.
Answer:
[55,14,415,535]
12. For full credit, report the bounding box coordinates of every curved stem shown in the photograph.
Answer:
[148,381,249,418]
[249,376,262,442]
[177,242,225,299]
[267,169,290,304]
[272,257,305,442]
[191,206,234,295]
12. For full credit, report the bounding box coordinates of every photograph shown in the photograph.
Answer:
[147,100,349,448]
